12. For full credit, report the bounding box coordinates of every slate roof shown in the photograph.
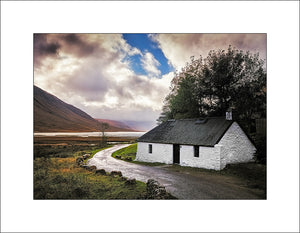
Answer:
[137,117,233,147]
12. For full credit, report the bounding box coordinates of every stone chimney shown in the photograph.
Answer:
[226,108,232,120]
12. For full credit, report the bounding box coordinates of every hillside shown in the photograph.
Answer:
[34,85,101,132]
[95,119,137,132]
[123,120,157,132]
[34,86,137,132]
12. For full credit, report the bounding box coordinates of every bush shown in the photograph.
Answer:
[255,136,266,164]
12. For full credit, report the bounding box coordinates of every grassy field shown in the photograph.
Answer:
[34,135,135,159]
[34,136,149,199]
[34,156,147,199]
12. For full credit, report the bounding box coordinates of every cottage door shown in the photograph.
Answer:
[173,144,180,164]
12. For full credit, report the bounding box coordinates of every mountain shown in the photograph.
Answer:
[122,120,157,132]
[34,85,100,132]
[34,86,136,132]
[95,119,138,132]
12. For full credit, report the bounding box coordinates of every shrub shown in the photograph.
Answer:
[254,136,266,164]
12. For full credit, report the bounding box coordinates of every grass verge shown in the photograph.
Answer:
[112,143,164,167]
[111,143,137,161]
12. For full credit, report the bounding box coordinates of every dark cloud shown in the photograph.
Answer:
[153,33,267,70]
[64,34,82,44]
[34,34,103,68]
[60,34,96,57]
[34,34,61,67]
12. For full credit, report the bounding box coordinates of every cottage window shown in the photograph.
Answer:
[148,144,152,153]
[194,145,199,157]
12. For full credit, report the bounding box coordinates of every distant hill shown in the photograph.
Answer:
[34,86,137,132]
[95,119,138,132]
[122,120,157,132]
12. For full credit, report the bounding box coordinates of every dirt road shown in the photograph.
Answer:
[87,144,263,199]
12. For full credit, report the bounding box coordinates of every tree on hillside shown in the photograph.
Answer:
[157,46,266,125]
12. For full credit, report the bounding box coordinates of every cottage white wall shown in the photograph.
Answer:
[218,122,256,169]
[136,142,173,164]
[180,145,222,170]
[136,122,256,170]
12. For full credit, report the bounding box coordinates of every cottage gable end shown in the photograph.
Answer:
[218,122,256,169]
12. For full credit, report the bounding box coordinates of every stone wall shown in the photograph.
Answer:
[136,142,173,164]
[218,122,256,169]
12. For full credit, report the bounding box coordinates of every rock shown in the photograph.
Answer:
[115,155,121,159]
[83,154,90,159]
[146,179,168,199]
[80,164,89,169]
[110,171,122,177]
[87,165,97,171]
[78,162,84,166]
[95,169,106,175]
[76,156,84,165]
[147,179,160,188]
[125,178,136,185]
[125,157,132,161]
[120,176,127,181]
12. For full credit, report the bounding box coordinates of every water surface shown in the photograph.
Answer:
[34,131,146,138]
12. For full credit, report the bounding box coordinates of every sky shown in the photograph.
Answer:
[34,33,266,123]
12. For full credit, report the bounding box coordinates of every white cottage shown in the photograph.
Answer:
[136,116,256,170]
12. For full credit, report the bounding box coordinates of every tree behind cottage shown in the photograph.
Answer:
[157,46,266,125]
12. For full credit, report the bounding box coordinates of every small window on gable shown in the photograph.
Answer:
[149,144,152,154]
[194,145,199,157]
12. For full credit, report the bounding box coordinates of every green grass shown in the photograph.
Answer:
[112,143,137,160]
[34,144,105,159]
[112,143,164,166]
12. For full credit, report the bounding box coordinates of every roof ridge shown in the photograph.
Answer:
[172,116,226,121]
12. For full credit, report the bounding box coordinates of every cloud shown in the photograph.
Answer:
[151,33,267,71]
[34,34,173,122]
[34,34,61,67]
[34,34,266,123]
[140,51,161,77]
[60,33,97,57]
